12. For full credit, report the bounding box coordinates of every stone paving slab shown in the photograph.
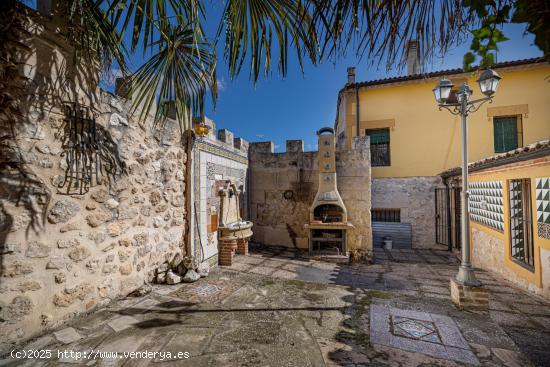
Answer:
[107,315,139,332]
[2,245,549,367]
[52,328,82,345]
[370,304,479,365]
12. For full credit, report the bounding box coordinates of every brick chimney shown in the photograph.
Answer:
[347,67,356,84]
[406,40,420,75]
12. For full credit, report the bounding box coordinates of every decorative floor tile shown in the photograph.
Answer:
[370,304,478,365]
[194,283,223,297]
[391,316,440,341]
[171,279,242,304]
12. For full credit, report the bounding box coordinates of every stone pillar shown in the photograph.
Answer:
[450,278,489,311]
[236,238,249,256]
[218,238,238,266]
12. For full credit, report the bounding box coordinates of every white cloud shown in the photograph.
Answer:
[217,78,226,92]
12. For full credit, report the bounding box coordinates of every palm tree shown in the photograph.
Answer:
[9,0,547,133]
[30,0,479,134]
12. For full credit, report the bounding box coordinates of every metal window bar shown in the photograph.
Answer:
[366,128,391,167]
[372,208,400,222]
[435,188,450,246]
[370,143,391,166]
[59,103,100,195]
[508,179,534,268]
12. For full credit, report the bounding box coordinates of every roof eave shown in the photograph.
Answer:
[440,144,550,178]
[342,57,547,93]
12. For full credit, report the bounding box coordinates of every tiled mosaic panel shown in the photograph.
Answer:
[370,305,479,365]
[536,177,550,225]
[538,223,550,240]
[391,316,441,343]
[206,162,245,181]
[469,181,504,231]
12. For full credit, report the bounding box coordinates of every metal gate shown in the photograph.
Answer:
[435,188,451,248]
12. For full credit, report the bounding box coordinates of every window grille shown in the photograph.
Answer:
[366,128,390,166]
[372,208,400,222]
[508,179,534,268]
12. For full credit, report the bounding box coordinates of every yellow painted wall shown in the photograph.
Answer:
[468,158,550,291]
[340,64,550,178]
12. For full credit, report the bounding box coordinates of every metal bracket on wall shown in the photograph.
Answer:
[58,102,100,195]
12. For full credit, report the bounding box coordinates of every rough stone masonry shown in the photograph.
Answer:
[248,137,373,260]
[0,8,187,351]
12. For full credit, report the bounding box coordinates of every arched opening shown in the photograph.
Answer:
[313,204,344,223]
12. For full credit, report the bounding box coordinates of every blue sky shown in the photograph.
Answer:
[194,5,543,152]
[27,1,542,152]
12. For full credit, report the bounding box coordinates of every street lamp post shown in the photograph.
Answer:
[433,69,502,287]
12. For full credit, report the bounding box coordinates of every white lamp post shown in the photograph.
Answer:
[433,69,501,286]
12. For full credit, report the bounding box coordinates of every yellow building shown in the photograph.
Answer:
[441,143,550,298]
[335,57,550,249]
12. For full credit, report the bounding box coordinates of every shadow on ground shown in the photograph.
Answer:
[2,245,550,366]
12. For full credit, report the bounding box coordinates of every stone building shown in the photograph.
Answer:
[335,56,550,249]
[441,141,550,299]
[248,135,373,260]
[0,5,248,350]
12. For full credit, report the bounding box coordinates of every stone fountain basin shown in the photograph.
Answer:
[219,220,253,239]
[225,220,253,230]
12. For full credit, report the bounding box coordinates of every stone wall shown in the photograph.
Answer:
[471,228,548,298]
[0,8,186,350]
[248,137,372,257]
[371,177,442,248]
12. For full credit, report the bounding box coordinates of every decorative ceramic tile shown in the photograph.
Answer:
[391,316,440,341]
[171,279,241,303]
[538,223,550,240]
[193,283,223,297]
[193,140,248,260]
[370,304,479,365]
[206,162,245,181]
[469,181,504,231]
[536,177,550,225]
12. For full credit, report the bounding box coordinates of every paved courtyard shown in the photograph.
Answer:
[2,245,550,366]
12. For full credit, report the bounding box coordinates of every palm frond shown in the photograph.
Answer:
[61,0,128,76]
[217,0,319,83]
[127,21,217,133]
[316,0,472,70]
[106,0,203,54]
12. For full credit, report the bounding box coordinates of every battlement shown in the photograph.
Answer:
[250,136,369,156]
[249,141,275,154]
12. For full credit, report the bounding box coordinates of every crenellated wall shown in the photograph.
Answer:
[0,7,188,351]
[248,137,372,258]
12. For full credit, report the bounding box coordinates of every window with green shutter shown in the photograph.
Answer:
[366,128,390,166]
[494,116,519,153]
